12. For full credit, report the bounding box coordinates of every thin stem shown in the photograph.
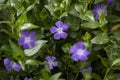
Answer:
[103,66,112,80]
[74,71,79,80]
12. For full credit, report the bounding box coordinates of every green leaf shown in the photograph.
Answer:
[80,11,95,21]
[91,32,109,44]
[83,73,101,80]
[107,15,120,23]
[24,40,47,56]
[25,59,43,65]
[9,40,24,60]
[81,21,99,29]
[112,58,120,67]
[97,55,109,68]
[104,73,120,80]
[61,43,71,53]
[49,73,61,80]
[44,4,54,16]
[20,23,39,30]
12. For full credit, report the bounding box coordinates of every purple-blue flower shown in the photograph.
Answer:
[107,0,114,4]
[45,56,58,70]
[70,41,90,62]
[50,21,68,40]
[80,66,92,73]
[18,30,36,49]
[92,4,107,20]
[24,77,32,80]
[4,58,21,72]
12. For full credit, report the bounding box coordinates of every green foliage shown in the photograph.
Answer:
[0,0,120,80]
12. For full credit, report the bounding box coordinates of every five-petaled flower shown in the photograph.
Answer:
[92,4,107,20]
[4,58,21,72]
[18,30,36,49]
[24,77,32,80]
[45,56,58,70]
[50,21,68,40]
[80,66,92,73]
[70,41,90,62]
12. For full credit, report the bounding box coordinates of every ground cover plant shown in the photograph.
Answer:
[0,0,120,80]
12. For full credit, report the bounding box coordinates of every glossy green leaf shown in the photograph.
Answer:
[9,40,24,60]
[112,58,120,67]
[81,21,99,29]
[83,73,101,80]
[24,40,47,56]
[80,11,95,21]
[49,73,61,80]
[25,59,43,65]
[20,23,39,30]
[91,33,109,44]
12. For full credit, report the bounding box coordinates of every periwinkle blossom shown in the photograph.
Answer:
[24,77,32,80]
[18,30,36,49]
[92,4,107,20]
[80,66,92,73]
[45,56,58,70]
[70,41,90,62]
[50,21,68,40]
[107,0,114,4]
[4,58,21,72]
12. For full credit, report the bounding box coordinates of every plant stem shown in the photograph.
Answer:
[74,71,79,80]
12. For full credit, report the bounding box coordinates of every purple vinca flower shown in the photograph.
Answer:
[4,58,21,72]
[50,21,68,40]
[24,77,32,80]
[92,4,107,20]
[70,41,90,62]
[45,56,58,70]
[18,30,36,49]
[80,66,92,73]
[107,0,114,4]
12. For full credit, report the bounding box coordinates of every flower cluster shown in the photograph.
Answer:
[50,21,68,40]
[4,58,21,72]
[70,41,90,62]
[45,56,58,70]
[18,30,36,49]
[92,4,107,20]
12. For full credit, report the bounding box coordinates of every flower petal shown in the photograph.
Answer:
[18,37,25,45]
[79,55,88,61]
[5,65,12,72]
[101,4,106,10]
[45,56,51,61]
[53,61,58,67]
[48,64,53,70]
[54,33,61,40]
[70,46,78,54]
[4,58,11,65]
[75,41,84,49]
[82,49,90,55]
[23,43,30,49]
[29,40,35,47]
[60,32,68,39]
[55,21,63,27]
[61,24,68,31]
[30,32,36,39]
[12,62,21,72]
[71,54,79,62]
[50,26,58,34]
[21,30,29,37]
[51,56,56,61]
